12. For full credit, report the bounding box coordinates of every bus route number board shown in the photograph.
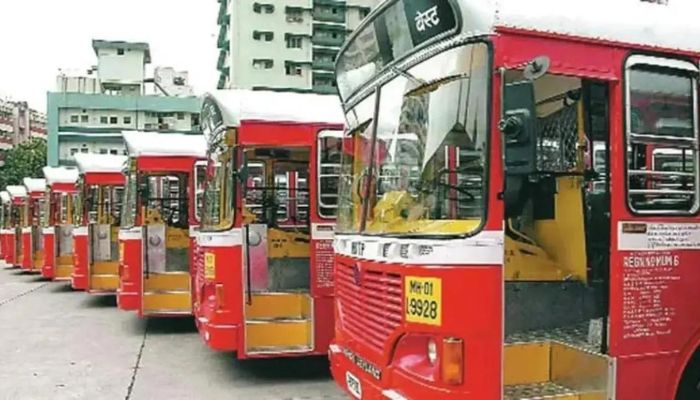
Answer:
[404,276,442,326]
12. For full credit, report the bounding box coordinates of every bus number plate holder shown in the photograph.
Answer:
[346,371,362,399]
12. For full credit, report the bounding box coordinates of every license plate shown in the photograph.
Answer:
[346,371,362,399]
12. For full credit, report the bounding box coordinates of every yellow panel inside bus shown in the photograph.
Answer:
[504,76,588,283]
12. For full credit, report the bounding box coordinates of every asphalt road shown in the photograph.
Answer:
[0,263,347,400]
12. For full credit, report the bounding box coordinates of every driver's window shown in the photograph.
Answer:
[140,174,188,228]
[194,161,207,223]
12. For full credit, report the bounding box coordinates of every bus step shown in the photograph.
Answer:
[92,261,119,275]
[144,272,190,292]
[245,292,311,320]
[90,274,119,290]
[55,264,74,279]
[245,317,312,351]
[504,340,609,400]
[504,382,605,400]
[143,290,191,313]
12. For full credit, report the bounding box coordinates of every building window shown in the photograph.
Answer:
[253,59,274,70]
[110,116,118,124]
[110,149,118,155]
[359,7,371,18]
[80,115,89,123]
[99,148,108,154]
[70,115,79,123]
[286,36,303,49]
[100,116,108,124]
[253,31,274,42]
[124,116,132,124]
[80,147,89,153]
[117,48,125,55]
[70,148,78,155]
[253,3,274,14]
[176,113,185,120]
[286,7,304,22]
[285,62,303,76]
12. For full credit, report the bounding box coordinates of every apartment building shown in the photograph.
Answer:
[47,40,201,166]
[0,99,47,151]
[216,0,378,93]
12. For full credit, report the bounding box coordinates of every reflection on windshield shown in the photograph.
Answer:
[337,43,489,236]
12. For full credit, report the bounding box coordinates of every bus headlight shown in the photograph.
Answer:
[427,339,438,365]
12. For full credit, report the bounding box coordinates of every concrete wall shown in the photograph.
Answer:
[96,47,146,87]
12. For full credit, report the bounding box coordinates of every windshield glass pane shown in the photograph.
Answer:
[365,42,489,236]
[336,94,377,233]
[121,164,137,228]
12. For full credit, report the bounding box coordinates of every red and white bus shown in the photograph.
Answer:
[4,186,27,267]
[41,167,80,280]
[329,0,700,399]
[118,131,206,316]
[20,178,47,273]
[0,191,11,263]
[195,90,343,357]
[72,153,127,292]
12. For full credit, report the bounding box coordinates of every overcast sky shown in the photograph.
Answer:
[0,1,218,111]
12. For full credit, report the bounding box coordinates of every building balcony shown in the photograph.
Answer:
[217,50,228,71]
[217,25,230,49]
[217,2,230,25]
[312,58,335,71]
[312,35,345,48]
[217,74,227,90]
[313,10,345,23]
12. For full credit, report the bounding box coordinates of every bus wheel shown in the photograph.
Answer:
[677,350,700,400]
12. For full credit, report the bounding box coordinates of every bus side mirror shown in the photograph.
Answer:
[500,81,537,176]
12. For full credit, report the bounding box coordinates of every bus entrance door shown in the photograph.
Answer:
[242,151,313,356]
[141,175,192,316]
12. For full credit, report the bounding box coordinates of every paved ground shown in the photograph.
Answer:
[0,264,346,400]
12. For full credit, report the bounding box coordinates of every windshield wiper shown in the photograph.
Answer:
[390,66,427,87]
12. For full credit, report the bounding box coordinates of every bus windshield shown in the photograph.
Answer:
[337,42,490,236]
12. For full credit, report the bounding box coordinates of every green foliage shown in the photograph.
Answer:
[0,138,47,189]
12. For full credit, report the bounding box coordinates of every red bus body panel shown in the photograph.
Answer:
[41,230,55,279]
[71,229,88,290]
[117,231,141,311]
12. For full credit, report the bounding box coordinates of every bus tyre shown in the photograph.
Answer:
[677,351,700,400]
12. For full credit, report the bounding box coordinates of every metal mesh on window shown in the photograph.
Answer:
[536,103,580,173]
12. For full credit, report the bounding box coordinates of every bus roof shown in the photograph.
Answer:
[339,0,700,101]
[6,185,27,199]
[23,178,46,194]
[488,0,700,54]
[203,89,345,128]
[0,191,10,204]
[42,166,79,186]
[73,153,128,174]
[123,131,207,158]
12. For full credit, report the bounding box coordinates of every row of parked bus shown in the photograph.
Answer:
[0,89,344,361]
[3,0,700,398]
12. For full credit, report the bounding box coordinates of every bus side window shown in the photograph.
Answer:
[625,58,699,214]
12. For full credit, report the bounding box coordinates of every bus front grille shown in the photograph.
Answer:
[336,261,402,353]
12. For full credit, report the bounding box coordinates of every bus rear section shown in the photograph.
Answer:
[120,131,207,317]
[5,186,26,267]
[72,153,127,292]
[196,90,343,357]
[0,191,11,264]
[21,178,46,273]
[41,167,79,280]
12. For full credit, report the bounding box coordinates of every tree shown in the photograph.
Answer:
[0,138,47,189]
